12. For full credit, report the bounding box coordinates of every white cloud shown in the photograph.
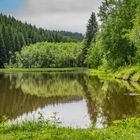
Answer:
[16,13,90,33]
[15,0,103,33]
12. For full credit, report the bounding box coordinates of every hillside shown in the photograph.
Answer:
[0,13,83,67]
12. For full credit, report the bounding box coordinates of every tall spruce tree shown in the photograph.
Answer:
[86,12,98,46]
[81,12,98,66]
[0,33,6,67]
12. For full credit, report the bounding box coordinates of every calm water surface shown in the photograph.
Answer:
[0,72,140,128]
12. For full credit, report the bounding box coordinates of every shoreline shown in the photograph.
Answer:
[0,68,88,73]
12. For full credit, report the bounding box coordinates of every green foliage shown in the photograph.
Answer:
[87,0,139,69]
[113,66,140,82]
[86,33,103,68]
[0,13,83,68]
[98,0,117,22]
[129,2,140,64]
[115,66,140,80]
[81,12,98,66]
[0,33,6,67]
[101,0,137,68]
[86,12,98,46]
[90,66,140,82]
[15,42,83,68]
[132,71,140,82]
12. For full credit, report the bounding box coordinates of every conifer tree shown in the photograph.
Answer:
[86,12,98,46]
[81,12,98,66]
[0,33,6,67]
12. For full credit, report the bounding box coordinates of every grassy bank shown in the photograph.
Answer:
[115,66,140,82]
[0,68,88,73]
[89,66,140,82]
[0,118,140,140]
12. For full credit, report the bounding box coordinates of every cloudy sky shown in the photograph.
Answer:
[0,0,102,33]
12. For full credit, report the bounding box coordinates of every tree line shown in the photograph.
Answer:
[15,42,82,68]
[0,13,83,68]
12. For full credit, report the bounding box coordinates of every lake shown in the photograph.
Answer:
[0,72,140,129]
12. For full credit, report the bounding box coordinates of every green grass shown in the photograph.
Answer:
[88,69,114,80]
[89,66,140,82]
[115,66,140,80]
[0,118,140,140]
[131,71,140,82]
[0,68,88,73]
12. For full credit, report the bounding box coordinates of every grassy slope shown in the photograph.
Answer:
[89,66,140,82]
[0,118,140,140]
[115,66,140,81]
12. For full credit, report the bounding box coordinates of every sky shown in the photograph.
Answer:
[0,0,102,34]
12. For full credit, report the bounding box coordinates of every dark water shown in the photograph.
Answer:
[0,72,140,128]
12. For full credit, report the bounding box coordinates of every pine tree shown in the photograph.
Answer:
[81,12,98,66]
[86,12,98,46]
[0,33,6,67]
[8,27,15,55]
[18,34,25,49]
[2,25,8,62]
[14,36,21,52]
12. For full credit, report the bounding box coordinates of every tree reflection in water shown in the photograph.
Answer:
[0,73,140,128]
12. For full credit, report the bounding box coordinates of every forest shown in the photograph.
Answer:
[0,0,139,70]
[0,13,83,68]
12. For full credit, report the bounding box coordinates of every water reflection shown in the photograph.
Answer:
[0,72,140,128]
[83,76,140,127]
[0,73,83,121]
[12,100,91,128]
